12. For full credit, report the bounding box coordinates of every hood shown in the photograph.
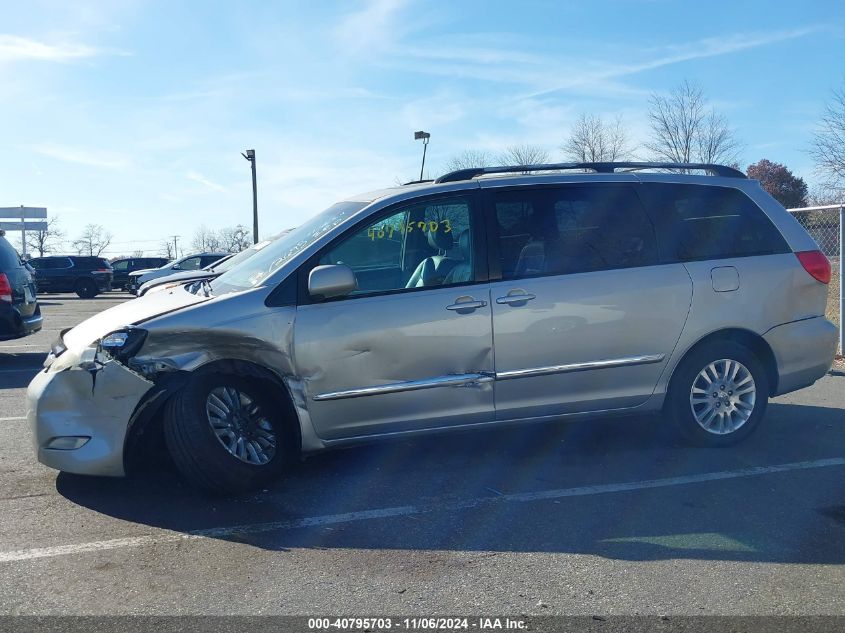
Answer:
[62,285,209,352]
[142,270,213,289]
[128,268,156,279]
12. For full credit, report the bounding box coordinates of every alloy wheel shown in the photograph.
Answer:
[205,386,277,464]
[689,358,756,435]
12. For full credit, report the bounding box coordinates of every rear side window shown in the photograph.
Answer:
[34,257,72,269]
[641,184,789,262]
[74,257,111,269]
[491,185,659,279]
[0,237,22,269]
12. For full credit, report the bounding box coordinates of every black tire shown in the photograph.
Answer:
[666,340,769,447]
[163,372,294,495]
[75,278,97,299]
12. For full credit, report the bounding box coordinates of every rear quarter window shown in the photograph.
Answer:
[641,184,789,262]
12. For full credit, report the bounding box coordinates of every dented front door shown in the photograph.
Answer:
[294,285,494,440]
[293,192,494,441]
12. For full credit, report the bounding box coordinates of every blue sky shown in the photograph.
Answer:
[1,0,843,257]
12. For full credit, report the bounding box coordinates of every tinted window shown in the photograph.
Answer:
[179,257,203,271]
[74,257,110,269]
[35,257,72,269]
[0,237,21,269]
[200,255,224,268]
[318,195,476,296]
[492,185,658,279]
[642,184,789,261]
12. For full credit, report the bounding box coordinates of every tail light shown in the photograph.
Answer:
[0,273,12,303]
[796,250,831,284]
[94,269,112,273]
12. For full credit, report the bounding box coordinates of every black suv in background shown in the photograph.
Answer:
[0,232,42,340]
[110,256,170,291]
[29,256,113,298]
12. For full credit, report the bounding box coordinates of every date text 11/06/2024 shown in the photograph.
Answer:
[308,617,527,630]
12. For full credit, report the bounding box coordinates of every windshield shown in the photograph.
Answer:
[210,201,366,294]
[209,239,271,274]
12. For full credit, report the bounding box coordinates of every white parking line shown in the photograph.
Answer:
[0,417,26,422]
[1,456,843,564]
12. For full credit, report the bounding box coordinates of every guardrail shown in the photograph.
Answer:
[788,203,844,353]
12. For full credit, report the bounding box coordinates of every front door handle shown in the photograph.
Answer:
[446,296,488,312]
[496,293,536,305]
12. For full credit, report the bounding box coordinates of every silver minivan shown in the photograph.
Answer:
[27,162,838,494]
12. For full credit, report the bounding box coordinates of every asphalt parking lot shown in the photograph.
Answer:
[0,294,844,616]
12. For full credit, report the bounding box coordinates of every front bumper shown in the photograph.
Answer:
[27,360,153,477]
[764,316,838,396]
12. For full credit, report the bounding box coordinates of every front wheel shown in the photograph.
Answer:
[666,341,769,446]
[164,373,293,494]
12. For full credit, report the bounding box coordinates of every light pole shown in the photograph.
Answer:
[241,149,258,244]
[414,131,430,181]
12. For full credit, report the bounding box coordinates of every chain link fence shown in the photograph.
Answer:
[788,204,843,352]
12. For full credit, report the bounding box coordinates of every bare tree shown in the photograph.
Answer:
[72,224,113,256]
[191,225,222,252]
[445,150,494,172]
[160,240,176,259]
[25,217,65,257]
[498,144,550,168]
[810,84,845,195]
[644,80,741,167]
[218,225,251,252]
[562,114,630,163]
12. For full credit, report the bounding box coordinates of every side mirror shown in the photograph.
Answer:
[308,264,357,299]
[172,264,181,270]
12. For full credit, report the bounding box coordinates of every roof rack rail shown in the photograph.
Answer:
[434,161,746,184]
[402,179,435,186]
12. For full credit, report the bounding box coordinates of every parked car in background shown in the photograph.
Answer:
[110,257,170,291]
[138,239,276,296]
[126,252,228,295]
[0,231,42,340]
[28,256,113,298]
[26,162,837,494]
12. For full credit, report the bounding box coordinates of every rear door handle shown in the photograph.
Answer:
[496,293,536,305]
[446,296,488,312]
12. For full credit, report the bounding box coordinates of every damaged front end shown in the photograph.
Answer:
[28,329,156,477]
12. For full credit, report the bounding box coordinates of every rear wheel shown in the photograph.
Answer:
[74,278,97,299]
[666,340,769,446]
[164,373,293,494]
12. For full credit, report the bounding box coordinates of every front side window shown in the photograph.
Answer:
[112,260,128,272]
[642,184,789,261]
[317,195,476,296]
[179,257,203,271]
[492,185,658,279]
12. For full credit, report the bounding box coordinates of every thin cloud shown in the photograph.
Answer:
[31,143,130,170]
[334,0,412,53]
[0,34,126,63]
[381,25,823,99]
[186,170,227,192]
[529,26,826,98]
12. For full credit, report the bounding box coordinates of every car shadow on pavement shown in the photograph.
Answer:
[0,352,46,388]
[56,401,845,564]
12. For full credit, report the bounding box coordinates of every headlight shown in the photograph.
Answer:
[100,327,147,361]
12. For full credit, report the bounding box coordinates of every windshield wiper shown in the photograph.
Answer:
[199,278,214,297]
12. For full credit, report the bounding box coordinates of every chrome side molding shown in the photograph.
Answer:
[313,354,664,401]
[313,372,494,401]
[495,354,665,380]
